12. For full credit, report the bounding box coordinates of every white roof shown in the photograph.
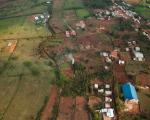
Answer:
[105,97,112,102]
[105,84,110,89]
[134,51,144,58]
[100,108,114,118]
[105,91,112,95]
[106,109,114,117]
[135,47,140,51]
[94,84,98,89]
[41,15,44,18]
[98,89,104,93]
[34,16,39,20]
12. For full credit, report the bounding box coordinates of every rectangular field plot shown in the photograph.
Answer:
[64,0,84,10]
[75,9,91,19]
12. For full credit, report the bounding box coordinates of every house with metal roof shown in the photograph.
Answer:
[122,82,138,101]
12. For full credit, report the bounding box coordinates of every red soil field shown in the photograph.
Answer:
[74,96,89,120]
[41,85,58,120]
[113,64,128,83]
[57,97,74,120]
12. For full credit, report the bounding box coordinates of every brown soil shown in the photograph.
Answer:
[74,96,89,120]
[113,64,128,83]
[88,96,102,107]
[57,97,74,120]
[124,101,140,113]
[41,85,58,120]
[136,73,150,87]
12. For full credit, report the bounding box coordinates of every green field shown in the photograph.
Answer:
[0,16,50,39]
[0,0,54,119]
[0,37,55,120]
[138,89,150,111]
[63,0,84,10]
[63,0,91,21]
[76,9,91,18]
[135,6,150,20]
[0,0,50,18]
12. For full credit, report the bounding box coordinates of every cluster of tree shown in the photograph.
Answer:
[61,62,89,96]
[114,82,124,111]
[137,32,150,57]
[98,71,112,80]
[115,18,134,31]
[85,0,113,9]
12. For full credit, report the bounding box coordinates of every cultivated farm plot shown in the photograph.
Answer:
[75,9,91,19]
[0,0,49,17]
[63,0,84,10]
[138,89,150,112]
[0,36,55,120]
[63,0,91,19]
[0,41,54,120]
[0,17,50,40]
[0,8,54,119]
[134,6,150,20]
[0,74,53,120]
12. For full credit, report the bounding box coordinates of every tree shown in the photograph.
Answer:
[89,0,113,9]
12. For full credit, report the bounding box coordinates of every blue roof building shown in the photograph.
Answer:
[122,82,138,100]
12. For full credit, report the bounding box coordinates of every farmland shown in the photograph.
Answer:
[0,0,150,120]
[0,0,49,18]
[0,0,54,120]
[134,6,150,19]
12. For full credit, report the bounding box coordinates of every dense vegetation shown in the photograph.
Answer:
[85,0,113,8]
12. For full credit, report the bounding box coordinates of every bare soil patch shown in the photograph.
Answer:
[113,64,128,83]
[74,96,89,120]
[57,97,74,120]
[41,85,58,120]
[136,73,150,87]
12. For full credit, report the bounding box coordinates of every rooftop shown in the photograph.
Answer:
[122,82,138,100]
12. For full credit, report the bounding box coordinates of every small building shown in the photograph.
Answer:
[105,97,112,102]
[133,51,144,61]
[100,108,115,118]
[105,90,112,96]
[122,82,138,101]
[119,60,125,65]
[105,84,110,89]
[135,47,140,51]
[65,31,70,37]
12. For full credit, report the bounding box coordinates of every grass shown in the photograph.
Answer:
[76,9,91,18]
[0,16,52,120]
[92,112,102,120]
[63,0,84,10]
[0,74,53,120]
[0,37,55,120]
[0,0,56,119]
[125,61,150,76]
[134,5,150,20]
[138,89,150,111]
[0,0,49,17]
[0,17,50,39]
[0,17,25,31]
